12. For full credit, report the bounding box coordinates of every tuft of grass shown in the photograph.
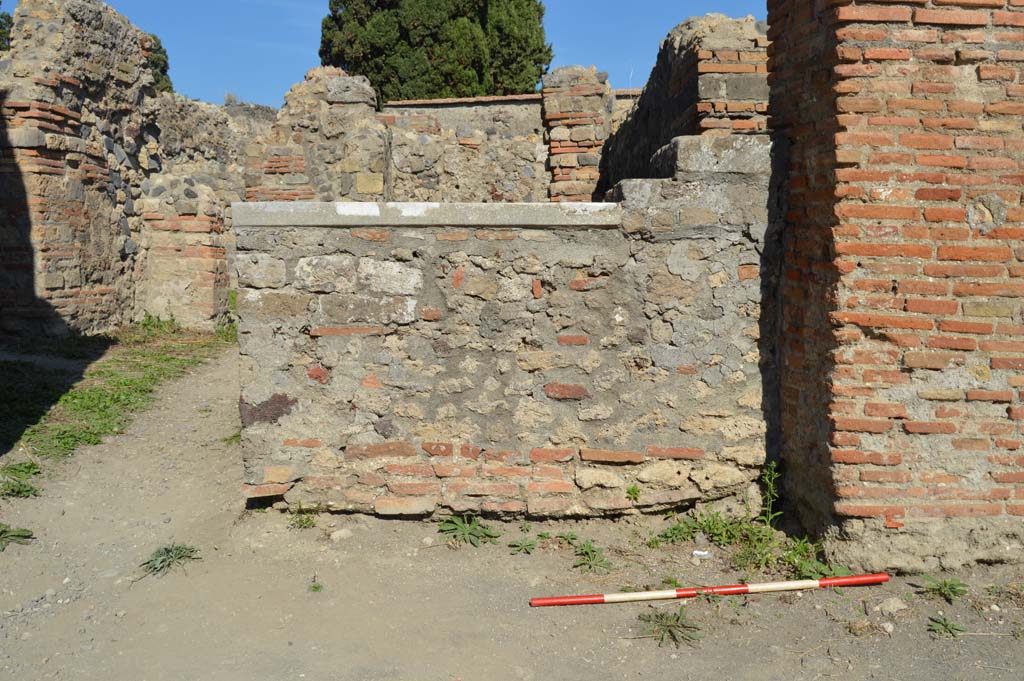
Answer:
[438,514,501,547]
[573,540,613,574]
[228,289,238,314]
[648,462,849,579]
[308,574,324,593]
[0,523,34,551]
[928,615,966,639]
[222,430,241,446]
[289,510,317,530]
[638,606,703,647]
[626,484,641,503]
[215,320,238,344]
[0,461,42,498]
[139,543,200,577]
[508,539,537,555]
[921,576,969,604]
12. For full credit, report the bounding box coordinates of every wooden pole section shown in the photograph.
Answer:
[529,573,890,608]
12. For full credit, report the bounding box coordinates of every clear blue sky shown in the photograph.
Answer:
[12,0,767,107]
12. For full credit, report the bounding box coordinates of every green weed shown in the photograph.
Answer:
[518,521,532,534]
[215,320,238,344]
[223,430,241,445]
[0,523,33,551]
[0,462,41,498]
[537,531,551,541]
[638,606,703,648]
[556,531,579,547]
[139,543,199,577]
[509,539,537,555]
[308,574,324,593]
[438,514,501,547]
[626,484,641,503]
[228,289,238,314]
[921,577,969,604]
[649,462,849,578]
[289,506,317,530]
[573,540,612,574]
[927,615,966,639]
[662,577,683,589]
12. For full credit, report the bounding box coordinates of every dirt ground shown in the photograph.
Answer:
[1,349,1022,681]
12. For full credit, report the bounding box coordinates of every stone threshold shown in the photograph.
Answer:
[232,202,623,229]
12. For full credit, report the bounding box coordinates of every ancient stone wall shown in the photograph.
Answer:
[382,97,548,203]
[0,0,270,334]
[234,138,773,517]
[602,15,770,192]
[769,0,1024,571]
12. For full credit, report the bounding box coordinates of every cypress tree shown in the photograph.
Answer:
[320,0,552,102]
[145,33,174,94]
[0,1,13,53]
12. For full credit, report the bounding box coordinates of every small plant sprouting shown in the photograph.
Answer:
[0,461,42,498]
[139,543,199,578]
[438,514,501,548]
[662,577,683,589]
[222,430,241,446]
[928,615,966,639]
[638,606,703,648]
[556,531,579,547]
[626,484,641,503]
[921,576,969,604]
[573,540,612,574]
[0,523,34,551]
[308,574,324,593]
[288,506,317,530]
[758,461,782,527]
[537,531,552,541]
[509,539,537,555]
[519,521,532,534]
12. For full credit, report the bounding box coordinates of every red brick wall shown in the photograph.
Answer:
[770,0,1024,566]
[694,42,771,135]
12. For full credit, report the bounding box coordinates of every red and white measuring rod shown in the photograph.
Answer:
[530,573,890,608]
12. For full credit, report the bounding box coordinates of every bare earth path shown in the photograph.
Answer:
[1,350,1022,681]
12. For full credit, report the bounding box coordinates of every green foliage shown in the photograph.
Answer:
[215,321,238,344]
[556,531,578,547]
[144,33,174,93]
[508,538,536,555]
[0,461,41,498]
[661,577,683,589]
[626,484,641,503]
[536,531,551,541]
[0,1,12,53]
[438,514,501,547]
[308,574,324,592]
[140,543,199,577]
[518,521,532,534]
[927,615,966,639]
[649,462,850,578]
[223,430,242,446]
[921,576,970,604]
[0,523,33,551]
[319,0,552,101]
[572,540,612,574]
[485,0,553,95]
[289,507,317,530]
[7,317,226,464]
[638,606,703,648]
